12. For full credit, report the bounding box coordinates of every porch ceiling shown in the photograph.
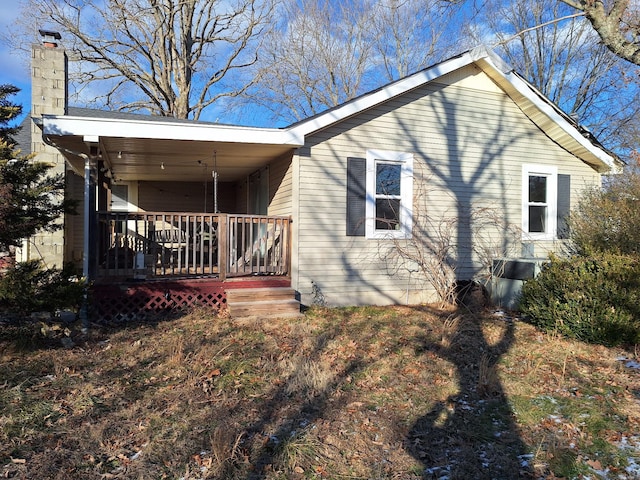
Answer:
[47,135,294,182]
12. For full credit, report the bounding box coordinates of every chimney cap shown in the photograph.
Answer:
[38,29,62,40]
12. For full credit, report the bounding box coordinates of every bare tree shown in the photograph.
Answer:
[368,0,459,81]
[15,0,273,119]
[560,0,640,66]
[380,181,522,306]
[243,0,373,123]
[465,0,640,155]
[244,0,460,124]
[381,204,522,306]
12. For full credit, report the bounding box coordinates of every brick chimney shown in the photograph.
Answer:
[19,30,70,268]
[32,29,68,117]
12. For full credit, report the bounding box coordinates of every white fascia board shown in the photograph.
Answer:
[289,51,478,138]
[479,56,618,173]
[42,115,305,146]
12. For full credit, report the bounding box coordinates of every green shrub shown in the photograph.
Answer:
[519,253,640,346]
[568,171,640,256]
[0,260,84,317]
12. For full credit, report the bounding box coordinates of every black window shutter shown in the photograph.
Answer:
[346,157,366,236]
[557,174,571,239]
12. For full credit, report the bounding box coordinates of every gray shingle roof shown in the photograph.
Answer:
[13,115,31,157]
[67,107,228,126]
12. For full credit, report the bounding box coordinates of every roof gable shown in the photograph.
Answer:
[289,46,621,173]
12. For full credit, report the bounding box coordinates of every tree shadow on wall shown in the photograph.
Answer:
[407,307,534,479]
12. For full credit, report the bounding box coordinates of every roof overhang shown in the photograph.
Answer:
[42,114,304,145]
[41,115,304,182]
[473,50,622,174]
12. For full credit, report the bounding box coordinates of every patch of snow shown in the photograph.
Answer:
[548,415,562,423]
[538,395,558,404]
[625,360,640,369]
[618,436,640,478]
[517,453,533,469]
[588,461,611,477]
[424,465,450,480]
[492,310,516,322]
[479,450,490,468]
[616,356,640,370]
[456,399,474,411]
[626,457,640,478]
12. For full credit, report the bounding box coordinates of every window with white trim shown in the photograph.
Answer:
[522,164,557,240]
[110,181,138,212]
[365,150,413,239]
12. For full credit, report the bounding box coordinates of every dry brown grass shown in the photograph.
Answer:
[1,306,638,479]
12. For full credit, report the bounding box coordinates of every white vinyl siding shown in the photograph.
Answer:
[268,153,294,216]
[293,65,601,306]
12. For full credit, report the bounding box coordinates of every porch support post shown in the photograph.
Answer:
[218,214,227,281]
[79,149,97,331]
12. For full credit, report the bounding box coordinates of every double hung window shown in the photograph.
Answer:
[365,150,413,239]
[522,164,557,240]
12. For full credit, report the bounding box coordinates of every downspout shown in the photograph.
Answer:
[80,155,92,331]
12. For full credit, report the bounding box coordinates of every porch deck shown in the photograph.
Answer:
[91,212,295,322]
[96,212,291,282]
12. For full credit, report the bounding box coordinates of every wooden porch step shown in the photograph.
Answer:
[226,287,301,319]
[226,287,295,302]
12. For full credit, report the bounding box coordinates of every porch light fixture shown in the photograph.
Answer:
[161,162,165,170]
[117,151,122,159]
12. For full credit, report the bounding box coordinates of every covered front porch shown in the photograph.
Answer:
[40,111,302,320]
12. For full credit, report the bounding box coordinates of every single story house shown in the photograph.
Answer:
[21,32,621,320]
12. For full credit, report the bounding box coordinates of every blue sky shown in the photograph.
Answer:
[0,1,31,123]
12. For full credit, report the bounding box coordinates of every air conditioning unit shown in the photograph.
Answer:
[489,258,547,310]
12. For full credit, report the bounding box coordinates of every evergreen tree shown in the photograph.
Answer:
[0,84,72,251]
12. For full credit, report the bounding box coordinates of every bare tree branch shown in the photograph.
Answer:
[464,0,639,157]
[492,12,586,47]
[559,0,640,65]
[16,0,274,119]
[242,0,457,124]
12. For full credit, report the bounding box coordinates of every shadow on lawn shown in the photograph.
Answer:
[407,308,534,479]
[236,312,365,479]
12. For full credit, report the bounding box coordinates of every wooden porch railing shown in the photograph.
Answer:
[96,211,291,281]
